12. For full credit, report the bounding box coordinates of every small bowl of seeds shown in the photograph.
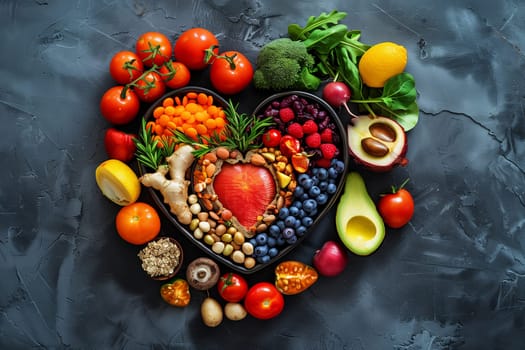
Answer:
[137,236,184,280]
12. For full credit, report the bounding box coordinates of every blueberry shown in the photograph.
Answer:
[255,244,268,256]
[286,235,298,244]
[282,227,295,239]
[316,193,329,205]
[309,186,321,197]
[302,216,314,227]
[301,193,309,201]
[256,232,268,245]
[289,206,300,217]
[268,247,279,257]
[303,199,318,213]
[278,207,289,219]
[285,216,296,227]
[297,173,310,186]
[294,186,305,198]
[257,255,271,264]
[267,236,277,247]
[326,183,338,194]
[269,224,281,237]
[296,225,307,236]
[317,167,328,180]
[328,167,339,179]
[319,181,328,191]
[310,175,320,186]
[302,178,314,190]
[292,200,302,209]
[276,236,286,246]
[333,159,345,173]
[298,209,306,218]
[294,219,302,228]
[276,220,286,230]
[249,238,257,247]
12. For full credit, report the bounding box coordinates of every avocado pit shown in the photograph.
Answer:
[347,116,408,172]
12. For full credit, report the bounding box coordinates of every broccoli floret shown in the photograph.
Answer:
[253,38,320,91]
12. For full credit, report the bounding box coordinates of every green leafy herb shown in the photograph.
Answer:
[287,10,419,130]
[134,118,174,171]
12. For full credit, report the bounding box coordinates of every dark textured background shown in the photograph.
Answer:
[1,0,524,349]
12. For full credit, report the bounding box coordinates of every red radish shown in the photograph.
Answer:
[322,82,358,118]
[312,240,349,277]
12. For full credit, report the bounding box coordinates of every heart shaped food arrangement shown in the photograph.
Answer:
[135,87,348,273]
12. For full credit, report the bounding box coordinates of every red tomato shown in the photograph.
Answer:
[279,135,301,158]
[115,202,161,245]
[217,273,248,303]
[133,71,166,103]
[174,28,219,70]
[100,86,140,125]
[135,32,172,67]
[262,129,282,148]
[244,282,284,320]
[104,128,136,162]
[109,51,144,84]
[378,185,414,229]
[158,61,191,89]
[209,51,253,95]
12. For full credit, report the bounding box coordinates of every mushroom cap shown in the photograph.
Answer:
[186,257,220,290]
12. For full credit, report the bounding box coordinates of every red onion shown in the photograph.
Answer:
[312,240,349,277]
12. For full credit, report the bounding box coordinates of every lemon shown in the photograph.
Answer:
[358,42,408,88]
[95,159,141,206]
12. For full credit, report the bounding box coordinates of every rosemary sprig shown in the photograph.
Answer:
[134,118,175,171]
[173,100,274,157]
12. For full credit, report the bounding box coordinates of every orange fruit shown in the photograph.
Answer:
[358,42,408,88]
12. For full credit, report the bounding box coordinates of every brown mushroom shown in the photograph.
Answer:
[186,257,220,290]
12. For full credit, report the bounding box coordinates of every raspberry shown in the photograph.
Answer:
[302,120,318,134]
[315,157,332,168]
[279,107,295,123]
[320,128,333,143]
[320,143,337,160]
[287,122,304,139]
[305,132,321,148]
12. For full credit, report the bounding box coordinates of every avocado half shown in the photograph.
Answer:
[335,172,385,256]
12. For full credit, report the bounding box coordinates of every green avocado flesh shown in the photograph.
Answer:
[335,172,385,256]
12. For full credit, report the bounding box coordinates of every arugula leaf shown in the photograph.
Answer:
[340,31,370,63]
[335,46,363,100]
[288,10,347,40]
[302,24,348,54]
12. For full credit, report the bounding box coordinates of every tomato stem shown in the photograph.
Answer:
[204,45,237,70]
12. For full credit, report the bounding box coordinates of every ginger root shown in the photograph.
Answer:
[140,144,195,225]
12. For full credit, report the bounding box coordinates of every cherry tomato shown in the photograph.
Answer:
[174,28,219,70]
[217,273,248,303]
[378,183,414,229]
[244,282,284,320]
[115,202,161,245]
[109,51,144,85]
[274,261,318,295]
[158,61,191,89]
[262,129,282,148]
[279,135,301,158]
[135,32,172,67]
[100,86,140,125]
[133,71,166,103]
[160,279,191,307]
[104,128,136,162]
[209,51,253,95]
